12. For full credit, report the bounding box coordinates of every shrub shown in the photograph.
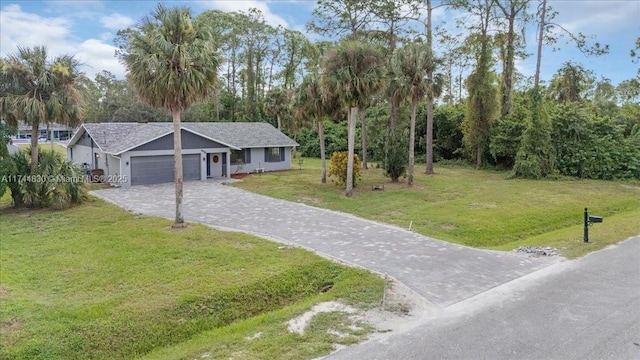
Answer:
[383,127,408,182]
[0,123,15,198]
[328,151,362,187]
[8,147,86,209]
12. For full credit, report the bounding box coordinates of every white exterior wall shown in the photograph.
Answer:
[69,144,94,168]
[233,147,293,174]
[104,155,122,185]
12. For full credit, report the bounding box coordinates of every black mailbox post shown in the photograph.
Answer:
[583,207,603,243]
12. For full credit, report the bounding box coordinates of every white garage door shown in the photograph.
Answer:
[130,154,200,186]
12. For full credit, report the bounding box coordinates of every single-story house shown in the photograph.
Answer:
[65,122,298,187]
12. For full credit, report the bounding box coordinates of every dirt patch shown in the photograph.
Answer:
[440,223,457,231]
[298,196,322,204]
[0,286,10,299]
[1,319,23,344]
[468,202,497,209]
[166,223,190,231]
[287,301,358,335]
[383,210,403,217]
[621,184,640,191]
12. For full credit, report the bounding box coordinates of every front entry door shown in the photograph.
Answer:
[210,153,223,178]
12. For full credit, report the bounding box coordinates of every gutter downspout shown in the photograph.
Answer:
[112,154,122,187]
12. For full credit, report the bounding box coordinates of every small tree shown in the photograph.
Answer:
[512,89,555,178]
[383,127,408,182]
[328,151,362,188]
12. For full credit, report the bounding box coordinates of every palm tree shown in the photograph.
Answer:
[293,74,342,184]
[390,43,440,185]
[1,46,83,174]
[264,87,289,131]
[122,5,219,226]
[322,41,385,197]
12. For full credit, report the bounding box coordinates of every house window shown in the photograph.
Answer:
[265,147,285,163]
[231,149,251,165]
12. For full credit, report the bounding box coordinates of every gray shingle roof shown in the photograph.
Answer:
[74,122,298,154]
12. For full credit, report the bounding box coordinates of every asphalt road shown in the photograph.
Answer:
[329,236,640,360]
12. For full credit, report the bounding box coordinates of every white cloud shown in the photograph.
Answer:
[0,4,75,56]
[77,39,126,79]
[100,13,134,31]
[1,4,124,80]
[550,0,640,35]
[200,0,290,28]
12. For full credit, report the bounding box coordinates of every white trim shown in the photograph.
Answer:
[240,145,298,149]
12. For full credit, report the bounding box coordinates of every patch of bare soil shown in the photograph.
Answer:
[383,210,403,217]
[167,223,189,231]
[0,286,10,299]
[468,202,497,209]
[440,223,457,230]
[298,196,322,204]
[310,277,438,359]
[621,184,640,191]
[1,319,23,345]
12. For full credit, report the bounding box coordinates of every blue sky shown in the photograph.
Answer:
[1,0,638,86]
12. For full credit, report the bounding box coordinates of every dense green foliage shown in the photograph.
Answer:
[512,89,555,178]
[551,103,640,180]
[6,147,86,209]
[383,127,409,182]
[294,97,640,181]
[0,123,15,197]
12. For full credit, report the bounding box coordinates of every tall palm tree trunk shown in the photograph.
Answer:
[172,111,185,226]
[425,97,435,174]
[535,0,546,89]
[346,107,357,197]
[318,118,327,183]
[425,0,435,175]
[48,122,55,151]
[408,99,417,185]
[30,124,39,174]
[360,110,368,170]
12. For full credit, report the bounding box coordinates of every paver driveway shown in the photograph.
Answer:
[93,181,558,307]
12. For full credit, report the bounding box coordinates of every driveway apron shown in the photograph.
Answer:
[92,181,558,307]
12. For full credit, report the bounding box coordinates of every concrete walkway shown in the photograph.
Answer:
[92,181,558,307]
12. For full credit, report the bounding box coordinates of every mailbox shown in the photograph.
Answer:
[588,216,603,223]
[584,208,604,243]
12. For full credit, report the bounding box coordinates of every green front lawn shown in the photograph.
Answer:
[234,158,640,258]
[0,198,383,360]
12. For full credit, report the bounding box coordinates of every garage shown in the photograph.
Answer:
[130,154,201,186]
